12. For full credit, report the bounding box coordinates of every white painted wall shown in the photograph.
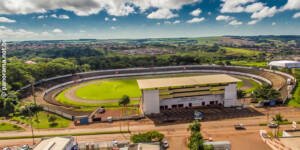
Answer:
[224,84,239,107]
[142,90,160,114]
[160,94,224,108]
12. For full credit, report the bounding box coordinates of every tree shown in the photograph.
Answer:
[119,95,130,106]
[0,90,19,117]
[189,120,201,133]
[251,84,280,102]
[272,113,284,123]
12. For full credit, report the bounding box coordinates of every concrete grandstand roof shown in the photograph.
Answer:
[137,74,241,90]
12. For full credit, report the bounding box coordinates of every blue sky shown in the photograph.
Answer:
[0,0,299,41]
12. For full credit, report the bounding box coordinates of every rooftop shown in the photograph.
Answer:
[33,137,73,150]
[137,74,241,90]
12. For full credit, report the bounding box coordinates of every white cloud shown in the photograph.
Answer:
[58,14,70,19]
[293,12,300,18]
[245,2,264,13]
[251,6,277,20]
[282,0,300,10]
[104,17,109,21]
[272,22,276,26]
[79,30,86,33]
[112,17,117,21]
[173,20,180,24]
[229,20,243,26]
[220,0,255,13]
[156,22,161,25]
[220,0,279,21]
[36,15,47,19]
[0,17,16,23]
[216,15,234,22]
[52,28,63,33]
[190,8,201,16]
[0,0,200,17]
[147,8,178,19]
[248,19,259,25]
[0,26,38,40]
[110,26,116,30]
[186,17,205,23]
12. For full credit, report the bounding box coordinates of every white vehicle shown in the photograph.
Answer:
[162,139,169,148]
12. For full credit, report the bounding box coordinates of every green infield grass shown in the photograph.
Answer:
[0,122,24,131]
[75,79,142,100]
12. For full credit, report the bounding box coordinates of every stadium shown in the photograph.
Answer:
[19,65,295,122]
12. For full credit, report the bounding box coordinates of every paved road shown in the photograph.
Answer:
[1,106,300,150]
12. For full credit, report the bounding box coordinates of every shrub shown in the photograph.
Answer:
[130,131,164,143]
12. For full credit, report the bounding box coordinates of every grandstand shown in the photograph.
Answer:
[137,74,241,114]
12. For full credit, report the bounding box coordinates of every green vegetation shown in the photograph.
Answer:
[230,60,267,68]
[0,122,23,131]
[196,37,220,45]
[288,69,300,107]
[188,121,213,150]
[223,47,260,56]
[130,131,165,143]
[251,84,281,102]
[56,88,139,110]
[75,79,141,100]
[12,111,70,129]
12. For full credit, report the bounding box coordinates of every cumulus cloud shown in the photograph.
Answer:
[52,28,63,33]
[293,12,300,18]
[216,15,234,22]
[173,20,180,24]
[282,0,300,10]
[0,17,16,23]
[190,8,201,16]
[272,22,276,26]
[229,20,243,26]
[112,17,117,21]
[220,0,255,13]
[245,2,264,13]
[248,19,259,25]
[104,17,109,21]
[0,0,200,18]
[147,8,178,19]
[251,6,277,20]
[0,26,38,40]
[50,14,70,19]
[186,17,205,23]
[220,0,279,21]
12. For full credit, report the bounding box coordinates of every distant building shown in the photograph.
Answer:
[33,137,75,150]
[268,60,300,69]
[137,74,241,114]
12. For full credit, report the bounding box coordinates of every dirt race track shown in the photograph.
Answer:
[1,106,300,150]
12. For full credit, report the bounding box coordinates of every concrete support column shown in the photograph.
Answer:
[142,90,160,114]
[224,84,239,107]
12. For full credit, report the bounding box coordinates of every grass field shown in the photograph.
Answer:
[223,47,260,56]
[56,87,140,111]
[11,111,71,129]
[75,79,141,100]
[56,73,261,111]
[231,60,267,68]
[0,122,23,131]
[196,37,221,45]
